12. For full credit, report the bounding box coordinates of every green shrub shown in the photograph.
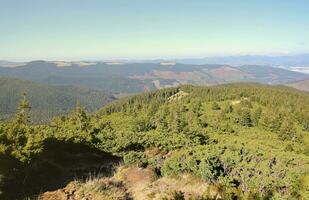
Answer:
[211,102,221,110]
[123,151,148,167]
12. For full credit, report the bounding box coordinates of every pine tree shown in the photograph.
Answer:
[172,110,185,133]
[192,100,203,116]
[238,108,252,127]
[279,118,297,141]
[261,110,281,132]
[252,107,262,126]
[302,113,309,131]
[15,93,31,125]
[70,101,89,130]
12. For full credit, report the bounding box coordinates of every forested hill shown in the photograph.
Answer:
[1,60,308,94]
[0,77,115,123]
[0,83,309,199]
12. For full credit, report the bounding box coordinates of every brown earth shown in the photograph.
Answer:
[39,166,216,200]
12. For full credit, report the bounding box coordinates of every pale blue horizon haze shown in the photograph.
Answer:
[0,0,309,61]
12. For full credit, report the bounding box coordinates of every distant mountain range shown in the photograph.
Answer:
[0,60,308,94]
[0,77,115,123]
[174,54,309,66]
[286,79,309,92]
[101,54,309,74]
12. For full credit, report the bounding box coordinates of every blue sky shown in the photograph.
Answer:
[0,0,309,60]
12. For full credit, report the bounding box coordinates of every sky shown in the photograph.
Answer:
[0,0,309,61]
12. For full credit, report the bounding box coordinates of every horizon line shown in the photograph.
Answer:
[2,52,309,63]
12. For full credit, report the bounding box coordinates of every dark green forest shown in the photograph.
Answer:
[0,83,308,199]
[0,77,115,123]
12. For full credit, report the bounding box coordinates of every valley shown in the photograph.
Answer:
[1,61,308,94]
[2,1,309,199]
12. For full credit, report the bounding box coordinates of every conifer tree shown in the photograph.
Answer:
[172,110,185,133]
[252,107,262,126]
[15,93,31,125]
[261,110,281,132]
[70,101,89,130]
[279,118,297,141]
[302,114,309,131]
[238,108,252,127]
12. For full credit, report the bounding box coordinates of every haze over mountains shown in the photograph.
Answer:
[0,58,308,122]
[176,54,309,67]
[0,59,308,94]
[286,79,309,92]
[2,0,309,199]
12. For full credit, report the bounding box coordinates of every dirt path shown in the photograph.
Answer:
[121,167,155,200]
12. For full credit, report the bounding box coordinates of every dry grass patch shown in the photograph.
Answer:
[39,177,130,200]
[145,174,209,200]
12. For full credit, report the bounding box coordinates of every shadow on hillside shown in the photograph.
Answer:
[0,138,122,200]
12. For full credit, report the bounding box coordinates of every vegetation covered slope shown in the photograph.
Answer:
[0,83,309,199]
[0,77,115,123]
[1,61,308,93]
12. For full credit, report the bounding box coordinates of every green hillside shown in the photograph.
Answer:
[0,83,308,199]
[0,77,115,123]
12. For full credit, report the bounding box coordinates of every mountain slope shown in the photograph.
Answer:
[286,79,309,92]
[1,83,308,199]
[0,77,115,122]
[0,61,308,93]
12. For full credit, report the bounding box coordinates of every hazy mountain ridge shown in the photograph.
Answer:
[286,79,309,92]
[1,60,308,93]
[175,54,309,66]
